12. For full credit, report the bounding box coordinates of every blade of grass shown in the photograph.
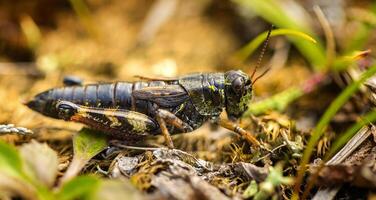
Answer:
[243,73,327,116]
[345,6,376,53]
[243,86,303,116]
[69,0,99,38]
[233,0,326,70]
[234,29,317,62]
[292,65,376,200]
[19,15,41,51]
[313,6,335,71]
[304,113,376,199]
[332,50,372,71]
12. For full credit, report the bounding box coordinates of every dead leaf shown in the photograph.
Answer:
[20,140,58,187]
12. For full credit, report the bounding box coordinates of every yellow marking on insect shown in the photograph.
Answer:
[107,116,121,127]
[218,89,224,96]
[176,103,185,113]
[125,112,148,133]
[70,109,90,122]
[76,109,88,117]
[208,85,216,92]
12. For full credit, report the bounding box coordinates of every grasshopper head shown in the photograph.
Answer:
[224,70,252,120]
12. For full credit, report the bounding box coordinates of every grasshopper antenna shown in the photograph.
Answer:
[253,67,271,84]
[250,25,274,83]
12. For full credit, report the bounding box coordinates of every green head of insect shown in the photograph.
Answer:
[224,70,253,120]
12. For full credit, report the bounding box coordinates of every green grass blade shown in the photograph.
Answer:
[292,65,376,199]
[233,0,326,70]
[69,0,98,38]
[243,86,304,116]
[332,50,372,71]
[234,29,317,62]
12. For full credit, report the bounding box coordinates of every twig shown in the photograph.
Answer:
[254,143,287,163]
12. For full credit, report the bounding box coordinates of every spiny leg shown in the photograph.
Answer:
[155,109,193,149]
[56,101,158,138]
[155,114,174,149]
[219,118,261,147]
[156,109,193,132]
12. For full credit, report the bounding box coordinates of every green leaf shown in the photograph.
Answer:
[0,140,25,179]
[60,128,108,183]
[0,141,55,200]
[243,180,258,198]
[57,175,100,200]
[73,128,108,160]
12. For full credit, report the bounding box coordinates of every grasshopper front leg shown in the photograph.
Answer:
[219,118,261,147]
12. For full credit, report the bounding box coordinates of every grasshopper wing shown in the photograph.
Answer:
[133,85,189,107]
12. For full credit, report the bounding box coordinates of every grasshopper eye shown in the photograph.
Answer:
[232,77,244,92]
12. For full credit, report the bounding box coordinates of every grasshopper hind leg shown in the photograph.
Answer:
[56,101,194,148]
[56,101,158,139]
[155,109,193,149]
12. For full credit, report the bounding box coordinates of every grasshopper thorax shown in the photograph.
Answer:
[224,70,252,120]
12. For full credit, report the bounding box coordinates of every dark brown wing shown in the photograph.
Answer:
[133,85,189,107]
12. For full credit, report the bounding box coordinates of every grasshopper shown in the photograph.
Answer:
[26,29,272,149]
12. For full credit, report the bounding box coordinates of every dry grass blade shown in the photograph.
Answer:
[312,126,373,200]
[313,5,336,70]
